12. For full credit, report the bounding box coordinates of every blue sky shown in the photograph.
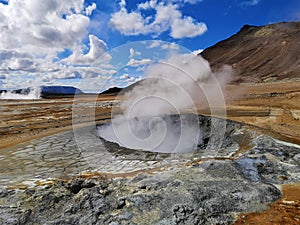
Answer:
[0,0,299,92]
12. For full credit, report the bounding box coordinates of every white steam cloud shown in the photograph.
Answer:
[0,87,41,100]
[98,53,232,153]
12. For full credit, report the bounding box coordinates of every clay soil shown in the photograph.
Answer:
[0,95,116,149]
[0,81,300,223]
[234,182,300,225]
[196,81,300,145]
[1,81,299,148]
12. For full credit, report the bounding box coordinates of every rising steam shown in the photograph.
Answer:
[98,53,232,153]
[0,87,41,100]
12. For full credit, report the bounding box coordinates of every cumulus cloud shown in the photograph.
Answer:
[110,0,207,39]
[0,50,34,71]
[62,35,111,65]
[171,16,207,38]
[85,3,96,16]
[0,0,91,55]
[110,8,149,36]
[0,0,111,86]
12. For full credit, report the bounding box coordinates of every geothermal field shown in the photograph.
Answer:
[1,22,300,225]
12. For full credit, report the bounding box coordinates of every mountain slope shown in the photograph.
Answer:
[201,22,300,83]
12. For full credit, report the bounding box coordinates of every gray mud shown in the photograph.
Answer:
[1,114,300,224]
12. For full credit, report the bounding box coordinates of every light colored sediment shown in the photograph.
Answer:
[0,95,116,149]
[197,81,300,145]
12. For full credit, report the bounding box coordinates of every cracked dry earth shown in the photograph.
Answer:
[0,113,300,225]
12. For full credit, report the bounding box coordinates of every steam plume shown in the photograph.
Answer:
[98,53,232,153]
[0,87,41,100]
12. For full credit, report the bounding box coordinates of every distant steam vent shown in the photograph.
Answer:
[0,86,83,100]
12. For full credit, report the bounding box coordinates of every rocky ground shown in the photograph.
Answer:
[0,135,299,224]
[0,80,299,224]
[1,21,300,225]
[0,111,300,224]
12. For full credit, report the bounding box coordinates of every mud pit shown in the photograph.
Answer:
[97,114,244,158]
[0,114,245,188]
[1,114,300,224]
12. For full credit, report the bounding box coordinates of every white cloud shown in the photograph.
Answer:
[171,16,207,38]
[0,0,105,87]
[85,3,97,16]
[136,66,147,72]
[129,48,141,58]
[148,40,161,48]
[161,42,179,50]
[110,0,207,39]
[41,64,117,83]
[63,35,111,65]
[0,0,90,55]
[120,73,130,79]
[242,0,261,6]
[183,0,203,4]
[192,49,203,55]
[167,0,203,6]
[110,7,149,35]
[138,0,158,10]
[118,75,142,84]
[119,0,126,8]
[127,58,153,67]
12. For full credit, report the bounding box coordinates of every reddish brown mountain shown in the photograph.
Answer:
[201,22,300,83]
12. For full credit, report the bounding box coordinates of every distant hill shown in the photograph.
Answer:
[99,81,142,95]
[99,87,123,95]
[40,86,83,97]
[201,21,300,83]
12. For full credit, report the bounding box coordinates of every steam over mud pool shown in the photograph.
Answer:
[97,114,241,154]
[0,113,246,188]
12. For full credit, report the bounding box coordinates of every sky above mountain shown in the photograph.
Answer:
[0,0,299,92]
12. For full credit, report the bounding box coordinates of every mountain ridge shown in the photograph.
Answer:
[100,21,300,95]
[200,21,300,83]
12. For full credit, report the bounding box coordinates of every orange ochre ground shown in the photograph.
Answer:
[234,182,300,225]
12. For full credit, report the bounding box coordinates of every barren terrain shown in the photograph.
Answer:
[1,81,299,149]
[1,21,299,224]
